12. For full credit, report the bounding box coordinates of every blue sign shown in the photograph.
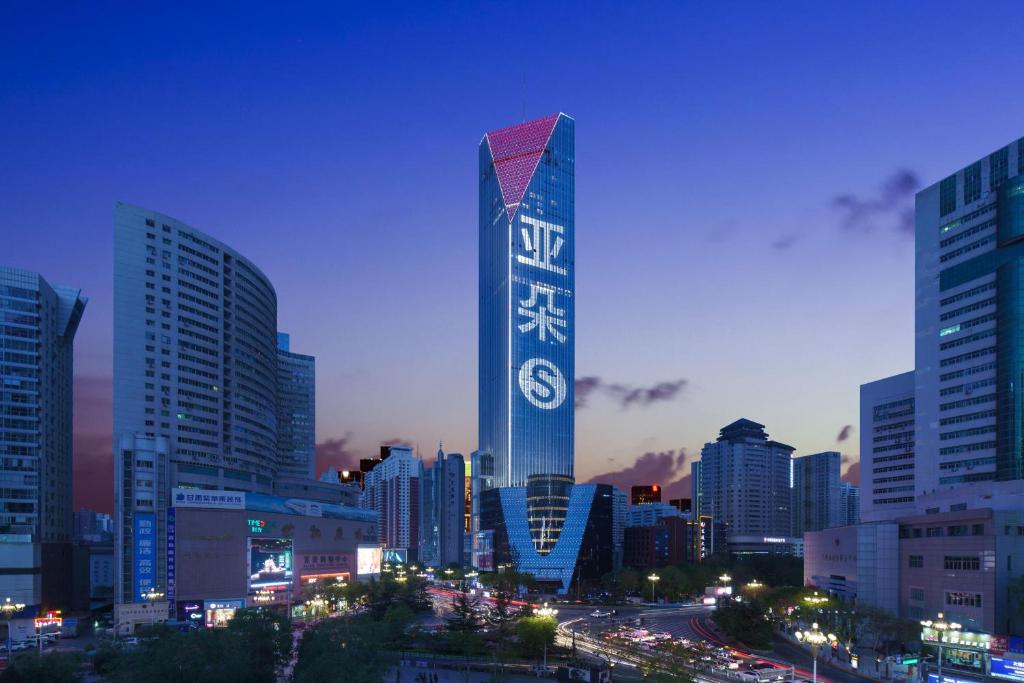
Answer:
[928,674,981,683]
[166,507,176,607]
[1011,638,1024,655]
[133,512,156,601]
[991,657,1024,682]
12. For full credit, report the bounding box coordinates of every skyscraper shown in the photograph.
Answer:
[361,445,421,557]
[914,142,1024,493]
[0,267,86,609]
[478,113,575,490]
[859,371,916,522]
[838,482,859,526]
[791,451,842,535]
[114,203,279,604]
[697,419,794,543]
[419,447,465,567]
[275,333,315,481]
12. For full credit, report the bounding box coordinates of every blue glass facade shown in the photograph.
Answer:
[478,114,575,488]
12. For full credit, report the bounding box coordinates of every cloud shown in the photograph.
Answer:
[837,425,853,442]
[574,376,602,408]
[381,437,412,448]
[833,169,920,236]
[772,233,799,250]
[315,433,360,472]
[842,460,860,486]
[575,377,688,410]
[585,448,691,499]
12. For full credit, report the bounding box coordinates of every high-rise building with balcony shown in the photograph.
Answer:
[114,203,279,605]
[0,267,86,609]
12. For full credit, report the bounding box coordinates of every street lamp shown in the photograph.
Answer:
[795,622,837,683]
[1,598,25,663]
[719,574,732,586]
[648,574,660,604]
[745,580,764,598]
[143,587,165,603]
[921,612,961,683]
[534,602,558,671]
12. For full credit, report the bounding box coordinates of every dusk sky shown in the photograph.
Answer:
[5,3,1024,513]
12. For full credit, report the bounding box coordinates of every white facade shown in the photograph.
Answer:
[361,446,422,554]
[627,502,681,527]
[860,371,916,522]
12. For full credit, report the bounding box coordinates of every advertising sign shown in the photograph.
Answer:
[172,488,245,509]
[248,538,293,592]
[133,512,156,601]
[357,544,382,576]
[166,507,176,607]
[927,674,981,683]
[991,657,1024,682]
[382,548,407,565]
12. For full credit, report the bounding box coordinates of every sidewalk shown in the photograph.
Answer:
[385,667,540,682]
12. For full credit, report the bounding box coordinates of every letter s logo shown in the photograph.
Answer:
[518,358,566,410]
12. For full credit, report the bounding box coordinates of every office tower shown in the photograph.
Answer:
[791,451,842,535]
[420,447,465,567]
[114,203,279,605]
[478,113,575,489]
[275,333,315,480]
[859,371,916,522]
[361,445,421,556]
[915,144,1024,492]
[690,461,703,518]
[839,482,859,526]
[630,485,661,505]
[697,419,793,539]
[73,510,114,543]
[668,498,692,515]
[0,267,86,609]
[469,451,496,534]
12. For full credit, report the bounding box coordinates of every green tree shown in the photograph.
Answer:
[516,616,556,659]
[712,599,773,648]
[446,586,482,633]
[0,652,82,683]
[293,616,393,683]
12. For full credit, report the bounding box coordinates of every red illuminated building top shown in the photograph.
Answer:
[484,113,560,223]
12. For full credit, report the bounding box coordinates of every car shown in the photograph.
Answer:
[590,610,611,618]
[531,664,556,677]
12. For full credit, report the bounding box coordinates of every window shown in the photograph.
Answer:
[972,523,985,535]
[944,555,980,571]
[963,162,982,204]
[945,591,982,608]
[940,175,957,216]
[910,587,925,601]
[909,555,924,568]
[990,147,1009,189]
[926,526,944,537]
[948,525,969,536]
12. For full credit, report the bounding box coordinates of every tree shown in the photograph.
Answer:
[712,599,773,649]
[0,652,82,683]
[293,616,393,683]
[516,616,556,659]
[446,586,482,633]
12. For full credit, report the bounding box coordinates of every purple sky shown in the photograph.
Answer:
[4,3,1024,512]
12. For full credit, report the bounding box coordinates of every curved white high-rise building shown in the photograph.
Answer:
[114,203,279,604]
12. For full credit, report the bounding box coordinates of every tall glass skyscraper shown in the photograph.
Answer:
[478,113,575,489]
[0,267,86,608]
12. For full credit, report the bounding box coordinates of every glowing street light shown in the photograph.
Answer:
[533,602,559,670]
[648,573,660,604]
[1,598,25,663]
[921,612,961,683]
[142,587,165,603]
[795,622,837,683]
[745,579,764,594]
[803,591,828,608]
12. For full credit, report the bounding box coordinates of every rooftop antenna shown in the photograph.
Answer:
[522,71,527,122]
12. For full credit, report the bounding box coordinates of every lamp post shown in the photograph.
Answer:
[1,598,25,663]
[534,602,558,671]
[920,612,961,683]
[648,574,660,604]
[795,622,837,683]
[745,580,764,599]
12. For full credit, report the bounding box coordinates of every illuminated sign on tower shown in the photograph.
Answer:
[478,113,575,489]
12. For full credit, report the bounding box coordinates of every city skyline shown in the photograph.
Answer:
[9,4,1024,513]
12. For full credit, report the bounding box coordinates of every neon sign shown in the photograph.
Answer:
[248,518,266,534]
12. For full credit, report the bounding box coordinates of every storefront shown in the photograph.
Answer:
[204,599,245,628]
